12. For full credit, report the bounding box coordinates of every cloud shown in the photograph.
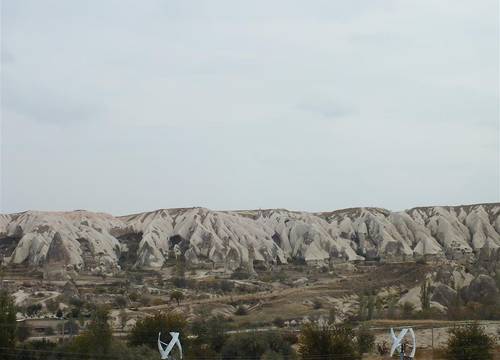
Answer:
[0,0,498,214]
[2,84,103,125]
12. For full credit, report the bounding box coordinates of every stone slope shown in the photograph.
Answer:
[0,203,499,273]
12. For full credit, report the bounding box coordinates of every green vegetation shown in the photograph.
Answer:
[356,326,375,354]
[0,290,17,351]
[420,280,431,311]
[170,290,184,305]
[128,312,187,349]
[221,331,295,360]
[65,307,113,358]
[298,323,361,360]
[445,323,494,360]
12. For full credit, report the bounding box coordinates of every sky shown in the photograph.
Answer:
[1,0,499,215]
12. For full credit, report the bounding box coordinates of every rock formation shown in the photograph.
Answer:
[0,203,499,273]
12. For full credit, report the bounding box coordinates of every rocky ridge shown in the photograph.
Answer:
[1,203,499,273]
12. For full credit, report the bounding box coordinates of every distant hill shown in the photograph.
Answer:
[1,203,499,274]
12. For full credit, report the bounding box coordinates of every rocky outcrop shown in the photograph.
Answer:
[462,274,499,303]
[431,284,458,308]
[0,203,499,273]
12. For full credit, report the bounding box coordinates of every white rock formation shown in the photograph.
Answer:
[0,203,499,272]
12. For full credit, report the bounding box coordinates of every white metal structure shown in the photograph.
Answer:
[158,332,183,359]
[390,327,416,359]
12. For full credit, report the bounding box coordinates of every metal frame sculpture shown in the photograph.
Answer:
[158,332,183,359]
[390,328,416,360]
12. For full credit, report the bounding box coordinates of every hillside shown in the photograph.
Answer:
[1,203,499,274]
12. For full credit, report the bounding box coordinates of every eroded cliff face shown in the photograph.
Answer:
[1,203,499,273]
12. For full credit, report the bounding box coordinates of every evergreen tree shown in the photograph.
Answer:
[0,290,17,351]
[420,280,431,311]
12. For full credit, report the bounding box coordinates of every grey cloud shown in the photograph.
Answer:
[3,87,103,125]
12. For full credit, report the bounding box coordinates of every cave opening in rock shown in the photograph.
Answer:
[0,236,18,263]
[117,233,142,269]
[169,235,184,249]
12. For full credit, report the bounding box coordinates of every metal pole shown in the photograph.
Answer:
[431,324,434,359]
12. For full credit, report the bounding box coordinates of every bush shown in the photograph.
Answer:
[114,295,128,308]
[230,270,251,280]
[26,303,42,317]
[445,323,494,360]
[357,326,375,354]
[128,312,187,350]
[172,276,187,288]
[234,305,248,316]
[273,317,285,328]
[298,324,361,360]
[221,332,294,360]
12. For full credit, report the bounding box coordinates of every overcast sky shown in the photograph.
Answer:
[1,0,499,215]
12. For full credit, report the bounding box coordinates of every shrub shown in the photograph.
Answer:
[445,323,494,360]
[298,324,361,360]
[234,305,248,316]
[172,276,187,288]
[357,326,375,354]
[273,317,285,328]
[230,270,251,280]
[221,332,294,360]
[26,303,42,317]
[114,295,128,308]
[312,300,322,309]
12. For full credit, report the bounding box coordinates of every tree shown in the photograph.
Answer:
[190,315,229,353]
[0,290,17,350]
[170,290,184,306]
[26,303,42,317]
[298,323,361,360]
[56,308,63,318]
[65,319,80,335]
[357,294,375,321]
[128,312,187,350]
[445,323,494,360]
[68,306,112,358]
[420,280,431,311]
